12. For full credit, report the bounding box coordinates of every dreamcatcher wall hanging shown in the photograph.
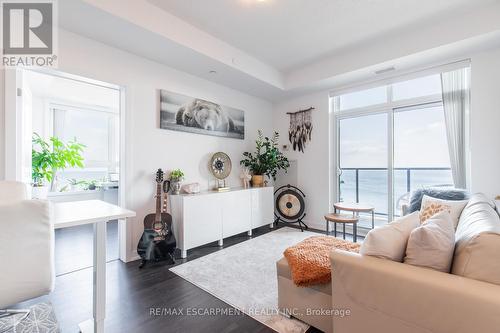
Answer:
[287,107,314,153]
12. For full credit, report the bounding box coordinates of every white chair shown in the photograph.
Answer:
[0,180,30,203]
[0,181,55,327]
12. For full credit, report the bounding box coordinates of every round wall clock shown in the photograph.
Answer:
[210,152,232,191]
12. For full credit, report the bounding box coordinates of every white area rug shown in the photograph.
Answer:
[0,303,59,333]
[170,227,320,333]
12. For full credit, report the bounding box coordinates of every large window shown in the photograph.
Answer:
[52,104,119,174]
[333,71,463,227]
[338,85,387,111]
[392,74,442,101]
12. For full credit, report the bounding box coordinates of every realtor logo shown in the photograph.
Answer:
[1,0,57,67]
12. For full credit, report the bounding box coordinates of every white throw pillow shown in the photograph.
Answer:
[360,211,420,262]
[419,195,468,228]
[404,211,455,273]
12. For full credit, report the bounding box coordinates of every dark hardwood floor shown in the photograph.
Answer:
[54,221,119,275]
[18,223,328,333]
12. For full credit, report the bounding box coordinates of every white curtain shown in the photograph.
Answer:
[440,68,469,189]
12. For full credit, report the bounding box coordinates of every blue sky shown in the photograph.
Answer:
[339,105,450,168]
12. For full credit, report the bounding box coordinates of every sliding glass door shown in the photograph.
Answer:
[338,112,389,227]
[393,103,453,216]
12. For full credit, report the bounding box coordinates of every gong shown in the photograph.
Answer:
[275,188,305,221]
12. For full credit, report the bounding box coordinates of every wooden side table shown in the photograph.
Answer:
[324,213,359,242]
[325,202,375,242]
[334,202,375,229]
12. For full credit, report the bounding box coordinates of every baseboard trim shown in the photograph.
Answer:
[125,251,140,263]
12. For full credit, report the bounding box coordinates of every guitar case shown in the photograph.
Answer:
[137,228,176,262]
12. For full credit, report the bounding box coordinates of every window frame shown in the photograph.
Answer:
[330,68,465,225]
[48,100,119,173]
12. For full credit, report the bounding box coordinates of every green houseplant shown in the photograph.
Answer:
[169,169,185,195]
[32,133,85,197]
[169,169,185,182]
[240,130,289,187]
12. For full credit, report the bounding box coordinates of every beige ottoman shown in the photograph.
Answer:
[277,257,333,333]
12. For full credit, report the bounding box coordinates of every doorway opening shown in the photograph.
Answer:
[13,68,125,275]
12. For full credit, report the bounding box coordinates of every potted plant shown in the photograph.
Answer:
[68,178,87,191]
[32,133,85,199]
[83,179,99,191]
[240,130,290,187]
[169,169,185,195]
[89,180,99,191]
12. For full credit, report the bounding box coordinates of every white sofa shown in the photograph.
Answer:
[0,181,55,309]
[332,193,500,333]
[278,193,500,333]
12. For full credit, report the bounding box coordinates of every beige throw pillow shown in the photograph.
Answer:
[360,211,420,262]
[419,195,468,228]
[404,211,455,273]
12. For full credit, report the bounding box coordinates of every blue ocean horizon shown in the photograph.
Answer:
[339,169,453,217]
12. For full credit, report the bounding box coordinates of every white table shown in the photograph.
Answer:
[54,200,136,333]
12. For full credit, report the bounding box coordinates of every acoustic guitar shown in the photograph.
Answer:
[137,169,176,268]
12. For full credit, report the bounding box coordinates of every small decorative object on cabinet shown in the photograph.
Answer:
[169,169,184,195]
[240,130,290,187]
[181,183,200,194]
[274,184,309,231]
[209,152,232,191]
[287,107,314,153]
[240,167,252,188]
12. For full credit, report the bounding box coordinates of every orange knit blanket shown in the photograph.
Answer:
[283,236,360,287]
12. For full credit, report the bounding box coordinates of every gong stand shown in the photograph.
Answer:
[274,184,309,231]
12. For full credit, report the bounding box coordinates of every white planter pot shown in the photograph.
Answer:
[172,181,182,195]
[32,185,49,200]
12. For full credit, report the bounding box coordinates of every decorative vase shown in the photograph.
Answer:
[252,175,264,188]
[172,181,182,195]
[32,185,49,199]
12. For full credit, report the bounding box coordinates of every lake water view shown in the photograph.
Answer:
[339,168,453,224]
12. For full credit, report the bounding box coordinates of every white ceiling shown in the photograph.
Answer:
[59,0,500,101]
[24,70,120,110]
[148,0,498,72]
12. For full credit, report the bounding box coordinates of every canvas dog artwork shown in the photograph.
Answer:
[159,90,245,139]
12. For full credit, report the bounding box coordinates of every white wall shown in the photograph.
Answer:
[31,95,45,137]
[469,47,500,198]
[273,46,500,230]
[0,29,273,260]
[272,92,330,230]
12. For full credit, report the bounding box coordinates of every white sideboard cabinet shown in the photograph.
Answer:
[170,187,274,258]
